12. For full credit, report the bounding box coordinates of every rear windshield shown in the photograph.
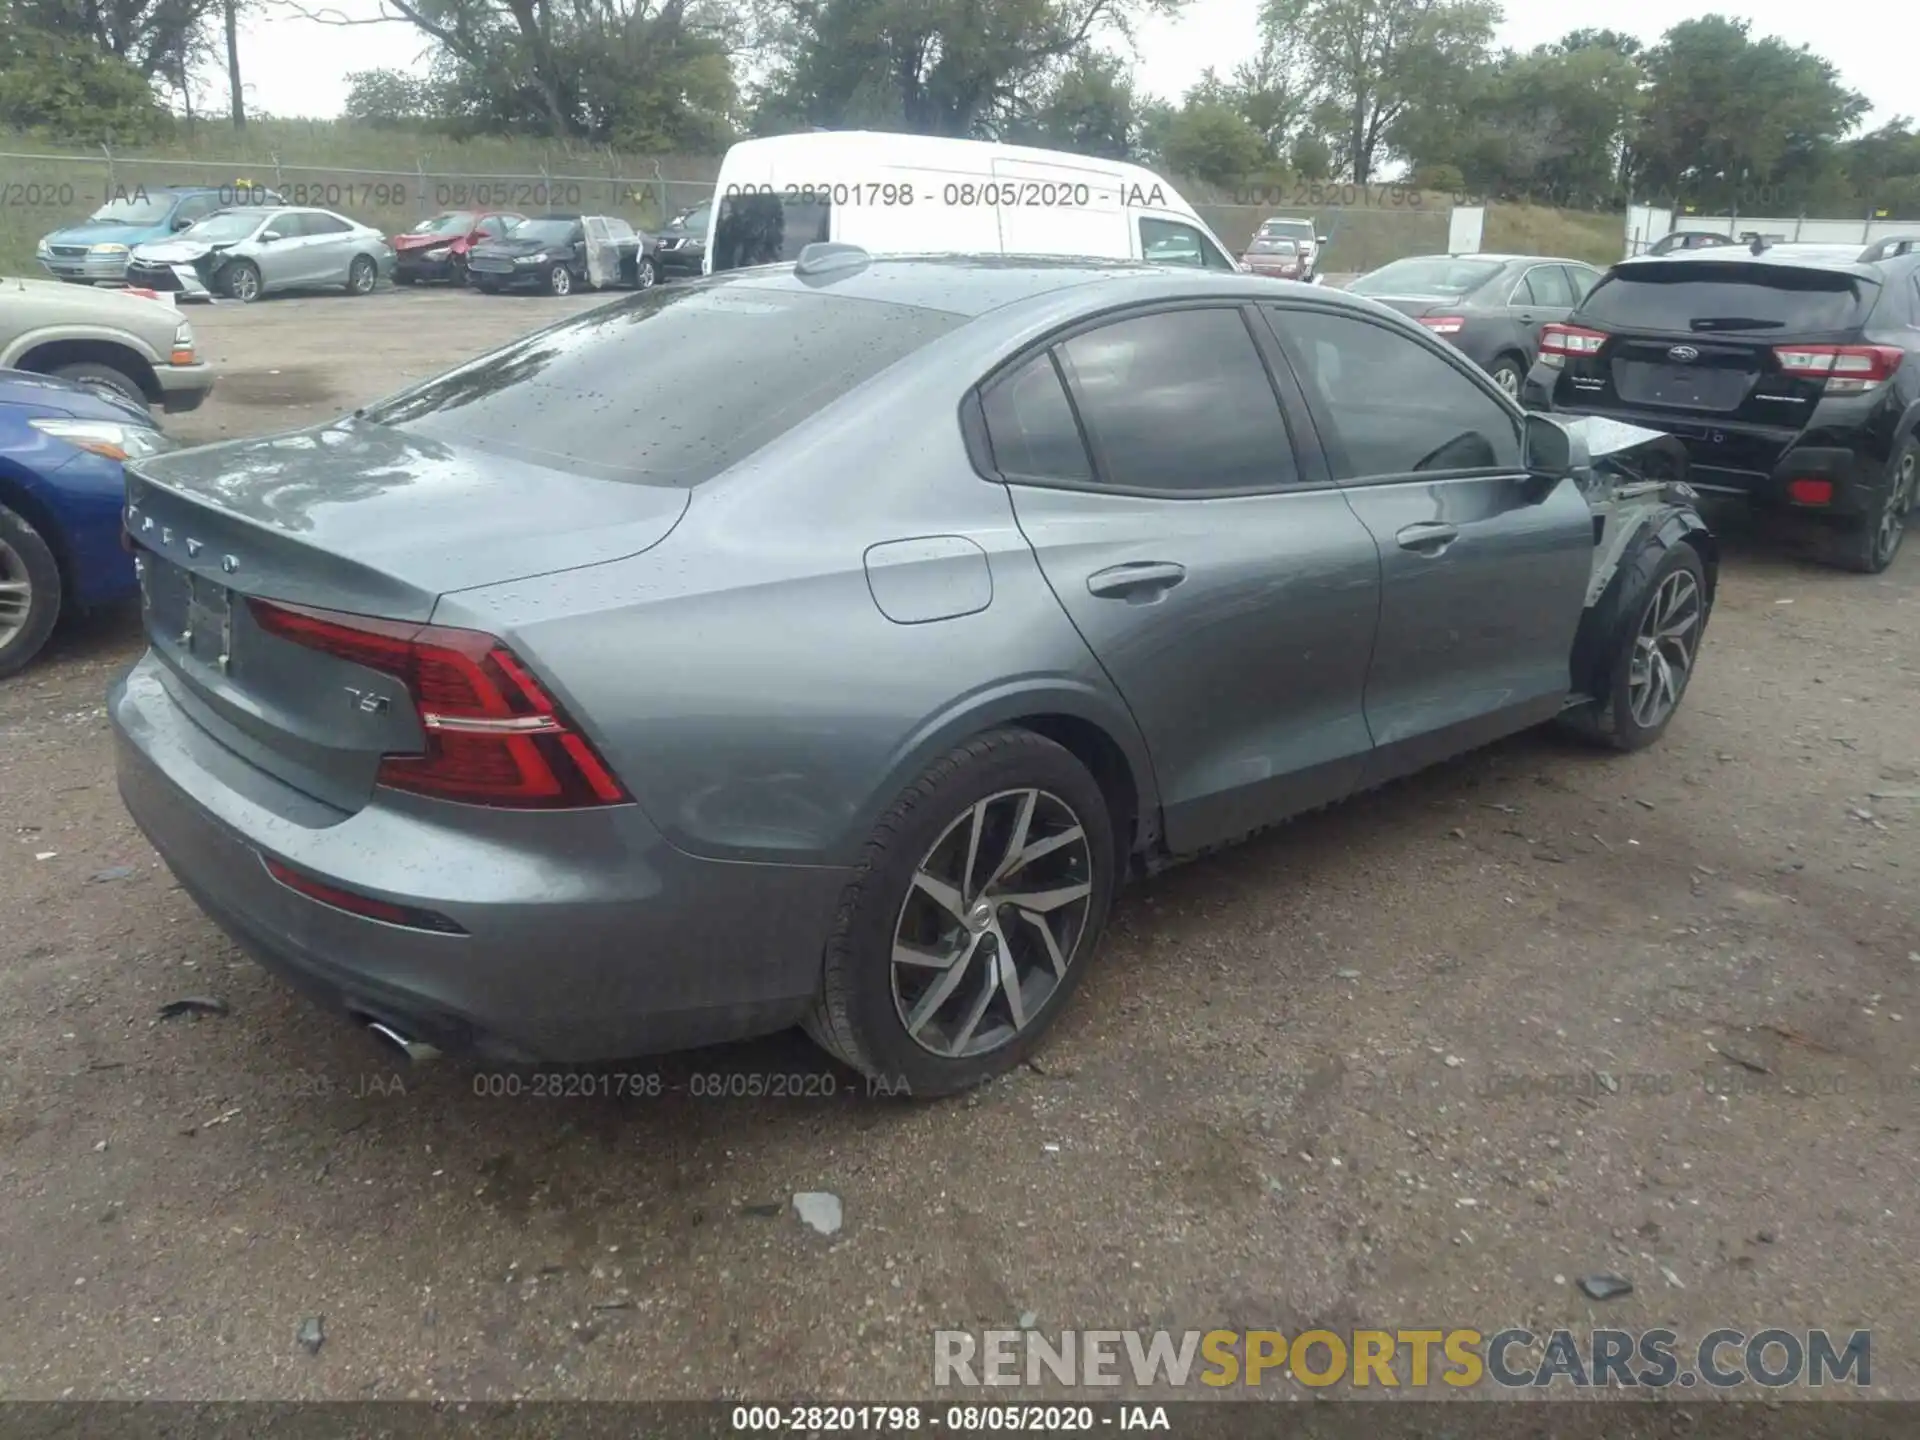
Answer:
[360,285,962,486]
[1579,263,1877,333]
[711,193,832,271]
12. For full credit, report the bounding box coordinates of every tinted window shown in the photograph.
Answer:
[1565,265,1602,300]
[1274,307,1520,477]
[981,354,1091,482]
[513,219,581,245]
[362,286,962,487]
[172,193,218,225]
[711,194,831,271]
[1059,308,1297,493]
[1579,263,1877,333]
[475,215,511,238]
[1519,266,1575,307]
[303,212,352,236]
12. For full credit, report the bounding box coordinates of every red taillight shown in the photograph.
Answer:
[1538,323,1607,368]
[1772,343,1903,394]
[1418,316,1466,336]
[247,597,631,809]
[1787,477,1834,505]
[263,856,466,932]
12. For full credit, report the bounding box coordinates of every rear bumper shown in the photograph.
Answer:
[110,653,844,1062]
[1532,381,1888,518]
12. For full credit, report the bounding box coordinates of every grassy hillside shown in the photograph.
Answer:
[1,121,1628,278]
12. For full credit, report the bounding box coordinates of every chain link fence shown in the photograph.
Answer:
[5,144,1491,280]
[0,146,721,273]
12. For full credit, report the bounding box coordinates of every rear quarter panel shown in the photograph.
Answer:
[432,315,1156,868]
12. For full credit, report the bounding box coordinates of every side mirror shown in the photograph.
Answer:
[1317,234,1329,244]
[170,215,192,232]
[1522,413,1589,482]
[259,230,282,244]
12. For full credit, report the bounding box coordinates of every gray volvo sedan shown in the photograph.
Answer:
[111,248,1716,1095]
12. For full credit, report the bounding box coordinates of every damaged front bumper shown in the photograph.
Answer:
[125,259,218,301]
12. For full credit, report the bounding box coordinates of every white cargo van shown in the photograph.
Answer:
[704,131,1242,275]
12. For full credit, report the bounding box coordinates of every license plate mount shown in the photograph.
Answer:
[181,569,235,672]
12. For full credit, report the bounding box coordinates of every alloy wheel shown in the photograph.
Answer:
[1877,451,1915,566]
[0,536,32,648]
[349,257,376,294]
[1627,569,1703,728]
[230,265,259,302]
[550,266,572,296]
[1494,363,1521,396]
[890,788,1094,1060]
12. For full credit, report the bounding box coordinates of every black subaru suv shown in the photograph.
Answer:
[1525,241,1920,572]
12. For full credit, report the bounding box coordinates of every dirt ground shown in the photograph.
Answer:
[1,288,1917,1403]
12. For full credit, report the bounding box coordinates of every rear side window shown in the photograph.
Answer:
[1057,307,1298,493]
[1518,266,1575,307]
[363,286,962,486]
[1579,263,1877,333]
[711,193,831,271]
[1139,217,1237,272]
[304,212,352,236]
[981,355,1091,482]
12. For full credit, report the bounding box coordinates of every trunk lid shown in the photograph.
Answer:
[124,418,689,811]
[1553,259,1880,428]
[1360,295,1454,319]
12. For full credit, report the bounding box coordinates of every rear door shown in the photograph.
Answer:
[302,211,358,284]
[1550,260,1880,430]
[1263,302,1594,784]
[1508,263,1578,354]
[988,302,1382,852]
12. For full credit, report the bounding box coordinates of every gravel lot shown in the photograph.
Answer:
[1,286,1916,1402]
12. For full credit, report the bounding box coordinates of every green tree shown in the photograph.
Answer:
[0,18,170,140]
[1160,99,1264,185]
[1009,53,1142,158]
[343,67,440,127]
[1261,0,1497,183]
[13,0,210,79]
[749,0,1184,139]
[1634,16,1867,211]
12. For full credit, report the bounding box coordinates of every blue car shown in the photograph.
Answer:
[0,368,173,675]
[37,184,283,285]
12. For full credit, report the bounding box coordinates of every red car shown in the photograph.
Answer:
[1241,235,1303,279]
[390,210,524,285]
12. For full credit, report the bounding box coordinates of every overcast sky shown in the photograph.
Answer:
[229,0,1909,137]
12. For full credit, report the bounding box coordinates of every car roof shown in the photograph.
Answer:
[712,252,1397,320]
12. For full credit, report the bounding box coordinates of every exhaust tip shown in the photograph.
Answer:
[365,1019,442,1065]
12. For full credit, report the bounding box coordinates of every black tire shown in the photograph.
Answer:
[1487,355,1525,398]
[346,255,377,295]
[0,503,63,680]
[1557,536,1709,752]
[393,271,416,286]
[475,277,500,295]
[803,727,1116,1098]
[545,264,573,297]
[49,361,149,412]
[1828,438,1916,574]
[451,253,469,287]
[224,259,262,303]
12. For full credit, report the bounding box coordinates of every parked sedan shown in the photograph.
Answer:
[0,368,172,676]
[36,184,283,285]
[466,214,653,296]
[1346,253,1607,395]
[390,210,524,285]
[110,252,1714,1096]
[126,208,394,303]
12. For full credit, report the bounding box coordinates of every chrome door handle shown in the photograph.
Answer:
[1086,561,1188,600]
[1395,522,1459,554]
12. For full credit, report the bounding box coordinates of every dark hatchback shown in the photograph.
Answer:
[1347,254,1605,398]
[1526,244,1920,572]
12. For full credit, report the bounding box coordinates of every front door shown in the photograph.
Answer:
[986,302,1383,853]
[1260,302,1596,785]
